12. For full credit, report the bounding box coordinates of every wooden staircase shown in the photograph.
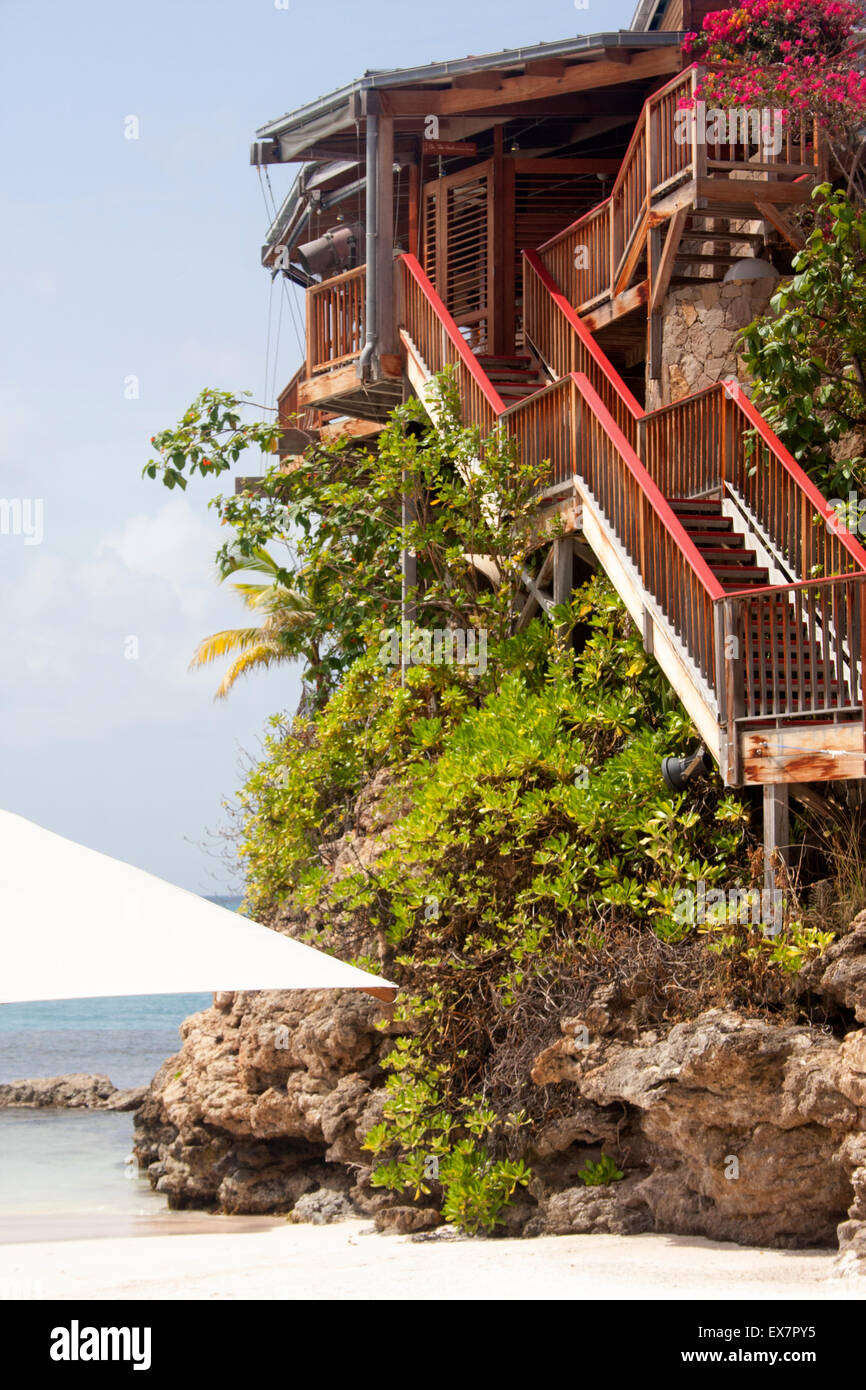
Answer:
[533,64,824,366]
[397,246,866,801]
[474,355,547,406]
[283,62,866,836]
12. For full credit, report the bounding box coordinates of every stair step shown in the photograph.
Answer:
[476,355,533,368]
[668,498,723,512]
[679,516,735,531]
[696,546,752,560]
[497,385,543,400]
[717,569,767,586]
[692,538,746,552]
[675,253,741,266]
[483,372,539,383]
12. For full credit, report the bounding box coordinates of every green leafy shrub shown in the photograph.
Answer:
[578,1154,624,1187]
[741,184,866,496]
[236,577,754,1231]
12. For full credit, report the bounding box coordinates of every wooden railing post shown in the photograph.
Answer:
[305,287,314,379]
[692,66,707,185]
[722,596,744,785]
[860,582,866,753]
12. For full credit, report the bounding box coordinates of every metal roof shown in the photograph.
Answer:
[255,29,684,142]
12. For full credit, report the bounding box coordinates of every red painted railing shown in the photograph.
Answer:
[641,381,866,583]
[724,574,866,721]
[402,240,866,730]
[502,373,725,689]
[399,255,504,431]
[522,250,642,451]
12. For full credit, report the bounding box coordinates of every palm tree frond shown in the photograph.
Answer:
[189,628,266,670]
[213,642,284,699]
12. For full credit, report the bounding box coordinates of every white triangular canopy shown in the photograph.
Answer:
[0,809,395,1003]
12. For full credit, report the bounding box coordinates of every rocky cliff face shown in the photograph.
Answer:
[134,989,399,1219]
[134,915,866,1262]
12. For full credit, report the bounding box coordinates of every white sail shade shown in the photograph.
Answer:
[0,810,395,1003]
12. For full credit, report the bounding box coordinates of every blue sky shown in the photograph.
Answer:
[0,0,636,892]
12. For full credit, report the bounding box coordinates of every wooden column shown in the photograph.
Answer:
[647,224,663,380]
[407,152,420,259]
[375,111,395,361]
[553,536,574,642]
[763,783,789,897]
[401,480,417,685]
[492,128,515,356]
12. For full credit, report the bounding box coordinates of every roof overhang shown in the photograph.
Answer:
[251,30,684,163]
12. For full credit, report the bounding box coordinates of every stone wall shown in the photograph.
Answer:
[646,267,779,411]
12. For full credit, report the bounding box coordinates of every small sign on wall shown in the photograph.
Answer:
[423,140,477,157]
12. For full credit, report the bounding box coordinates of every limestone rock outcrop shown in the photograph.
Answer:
[133,906,866,1266]
[0,1073,146,1111]
[529,1009,862,1248]
[133,988,398,1215]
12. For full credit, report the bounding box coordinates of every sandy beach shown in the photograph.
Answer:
[1,1219,864,1301]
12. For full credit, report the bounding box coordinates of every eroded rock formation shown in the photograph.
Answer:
[133,988,400,1216]
[131,922,866,1266]
[0,1073,146,1111]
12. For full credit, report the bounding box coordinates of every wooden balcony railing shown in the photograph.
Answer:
[399,254,504,432]
[277,364,329,435]
[306,263,366,376]
[522,250,642,451]
[537,65,823,315]
[502,373,725,691]
[724,575,866,723]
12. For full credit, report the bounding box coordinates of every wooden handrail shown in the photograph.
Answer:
[399,254,505,415]
[723,575,866,720]
[568,374,725,603]
[523,250,866,589]
[522,250,644,429]
[722,572,866,600]
[537,197,612,255]
[306,263,366,376]
[399,254,505,431]
[502,372,724,691]
[725,382,866,576]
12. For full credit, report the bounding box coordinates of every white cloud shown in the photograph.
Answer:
[98,497,218,619]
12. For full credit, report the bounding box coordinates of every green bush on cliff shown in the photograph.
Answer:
[236,578,753,1232]
[148,370,757,1233]
[741,183,866,497]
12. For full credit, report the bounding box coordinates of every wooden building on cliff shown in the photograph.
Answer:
[249,12,866,877]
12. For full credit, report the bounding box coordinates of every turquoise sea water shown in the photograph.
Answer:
[0,896,242,1236]
[0,991,213,1089]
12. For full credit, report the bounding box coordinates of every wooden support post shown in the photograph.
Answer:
[492,126,506,356]
[647,225,663,380]
[401,480,417,685]
[376,112,395,361]
[408,153,420,260]
[723,596,745,785]
[305,286,313,381]
[763,783,789,898]
[553,536,574,641]
[501,144,516,355]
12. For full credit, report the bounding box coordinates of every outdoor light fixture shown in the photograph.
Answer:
[296,222,363,278]
[661,745,714,793]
